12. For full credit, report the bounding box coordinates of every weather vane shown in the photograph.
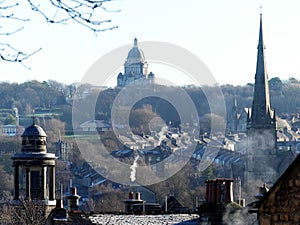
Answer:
[260,5,263,14]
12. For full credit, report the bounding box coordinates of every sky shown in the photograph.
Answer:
[1,0,300,86]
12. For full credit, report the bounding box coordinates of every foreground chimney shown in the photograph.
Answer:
[124,192,144,213]
[56,199,63,209]
[205,178,234,204]
[67,187,80,211]
[135,192,141,200]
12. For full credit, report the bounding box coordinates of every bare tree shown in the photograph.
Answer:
[0,199,47,225]
[0,0,119,64]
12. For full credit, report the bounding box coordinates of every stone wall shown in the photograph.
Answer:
[258,156,300,224]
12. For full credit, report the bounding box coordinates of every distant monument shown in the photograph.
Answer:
[117,38,155,87]
[12,120,57,215]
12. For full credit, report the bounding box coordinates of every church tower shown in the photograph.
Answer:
[12,120,57,215]
[227,96,238,133]
[245,13,277,185]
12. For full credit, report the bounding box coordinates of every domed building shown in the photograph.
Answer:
[117,38,155,87]
[12,120,57,215]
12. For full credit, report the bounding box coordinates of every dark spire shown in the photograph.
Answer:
[32,110,36,125]
[232,96,238,132]
[249,13,273,129]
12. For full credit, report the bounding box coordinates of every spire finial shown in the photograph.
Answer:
[134,37,138,47]
[260,5,263,14]
[32,110,35,125]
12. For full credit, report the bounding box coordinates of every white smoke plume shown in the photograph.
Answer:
[130,155,140,182]
[158,125,168,146]
[222,206,258,225]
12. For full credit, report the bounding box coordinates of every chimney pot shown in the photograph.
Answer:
[56,199,63,209]
[135,192,141,200]
[129,192,134,199]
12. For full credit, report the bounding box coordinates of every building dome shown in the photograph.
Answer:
[22,123,47,137]
[125,38,145,65]
[21,122,47,153]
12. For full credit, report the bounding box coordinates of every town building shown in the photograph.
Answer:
[1,124,18,136]
[78,120,111,132]
[117,38,155,87]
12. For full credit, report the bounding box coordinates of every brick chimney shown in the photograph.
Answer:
[205,178,234,204]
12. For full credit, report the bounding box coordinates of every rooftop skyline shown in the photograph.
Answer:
[1,0,300,86]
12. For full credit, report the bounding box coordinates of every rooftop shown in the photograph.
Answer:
[88,214,199,225]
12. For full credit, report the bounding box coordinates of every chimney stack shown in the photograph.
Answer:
[56,199,63,209]
[205,178,234,204]
[67,187,80,211]
[135,192,141,200]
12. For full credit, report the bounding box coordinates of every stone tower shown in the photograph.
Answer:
[245,13,277,185]
[117,38,155,87]
[12,120,57,213]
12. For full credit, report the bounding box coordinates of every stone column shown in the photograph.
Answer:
[41,166,46,200]
[49,166,55,200]
[14,165,19,200]
[25,167,31,200]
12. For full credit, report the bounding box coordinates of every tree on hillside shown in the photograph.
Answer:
[0,0,119,63]
[129,105,159,135]
[0,80,69,115]
[269,77,283,92]
[55,160,74,193]
[148,163,207,209]
[0,136,20,154]
[0,165,14,200]
[84,183,125,212]
[100,130,125,152]
[288,77,299,84]
[36,117,66,151]
[199,113,225,134]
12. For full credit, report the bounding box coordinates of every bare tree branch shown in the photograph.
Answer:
[26,0,119,32]
[0,43,42,68]
[0,1,19,10]
[0,26,24,36]
[0,0,119,64]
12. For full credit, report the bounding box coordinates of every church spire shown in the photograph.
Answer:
[249,13,273,129]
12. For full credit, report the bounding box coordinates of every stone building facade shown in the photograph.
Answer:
[117,38,155,87]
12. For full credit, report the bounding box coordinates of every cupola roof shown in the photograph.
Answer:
[22,123,47,137]
[125,38,145,64]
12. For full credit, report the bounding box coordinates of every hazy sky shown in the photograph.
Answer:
[1,0,300,86]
